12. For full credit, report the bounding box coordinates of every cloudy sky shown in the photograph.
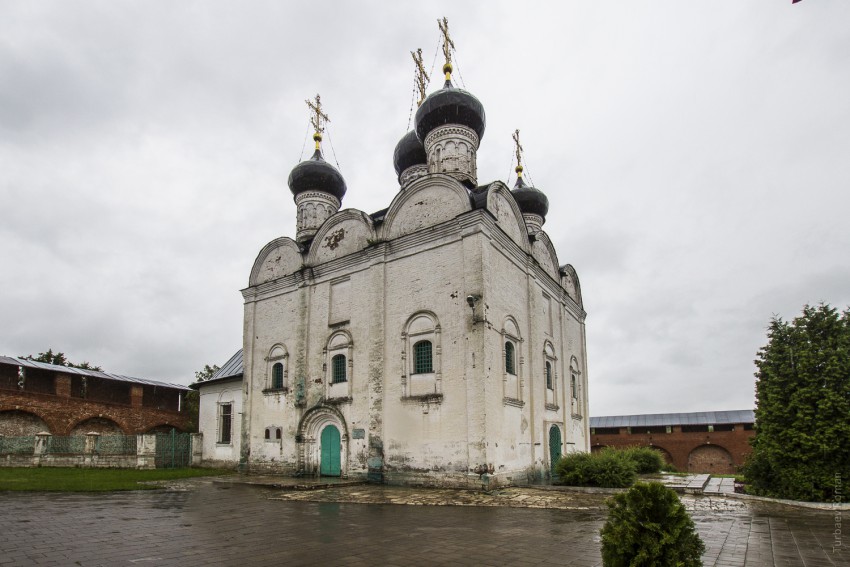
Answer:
[1,1,848,416]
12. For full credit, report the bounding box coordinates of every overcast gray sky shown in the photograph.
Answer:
[1,1,848,416]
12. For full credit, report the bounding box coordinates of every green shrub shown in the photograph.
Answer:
[554,449,637,488]
[621,447,664,474]
[600,482,705,567]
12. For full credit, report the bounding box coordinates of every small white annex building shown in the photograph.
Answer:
[200,34,590,487]
[195,350,243,466]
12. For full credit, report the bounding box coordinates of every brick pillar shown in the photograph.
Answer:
[136,433,156,469]
[191,433,203,466]
[84,432,100,454]
[130,385,144,408]
[84,432,99,467]
[34,431,50,466]
[55,374,72,397]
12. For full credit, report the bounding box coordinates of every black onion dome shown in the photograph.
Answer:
[414,80,486,143]
[393,130,427,177]
[512,176,549,219]
[287,148,347,201]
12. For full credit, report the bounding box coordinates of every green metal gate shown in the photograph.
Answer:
[155,429,192,468]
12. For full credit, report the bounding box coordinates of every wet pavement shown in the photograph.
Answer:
[0,480,844,566]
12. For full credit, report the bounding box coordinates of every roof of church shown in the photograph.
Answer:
[393,130,427,177]
[0,355,189,390]
[287,148,347,200]
[208,349,243,382]
[512,176,549,219]
[590,410,754,428]
[415,80,486,143]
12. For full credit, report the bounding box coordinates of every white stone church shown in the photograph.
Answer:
[198,37,590,487]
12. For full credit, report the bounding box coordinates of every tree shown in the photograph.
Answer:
[194,364,220,382]
[21,348,102,371]
[184,363,220,433]
[600,482,704,567]
[744,303,850,501]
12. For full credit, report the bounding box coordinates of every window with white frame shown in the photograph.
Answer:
[325,331,353,399]
[570,357,580,399]
[218,403,232,444]
[403,312,441,398]
[570,356,582,417]
[266,344,288,392]
[502,317,523,404]
[544,342,558,409]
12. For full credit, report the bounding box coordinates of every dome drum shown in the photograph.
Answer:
[414,81,486,189]
[393,130,428,187]
[294,191,340,244]
[423,124,480,188]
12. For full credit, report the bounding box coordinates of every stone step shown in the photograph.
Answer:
[684,473,711,494]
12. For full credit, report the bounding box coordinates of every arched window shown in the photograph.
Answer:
[505,342,516,375]
[570,357,582,416]
[331,354,347,383]
[546,361,553,390]
[272,363,284,389]
[413,340,433,374]
[266,344,288,393]
[502,317,523,404]
[325,330,353,400]
[403,312,441,399]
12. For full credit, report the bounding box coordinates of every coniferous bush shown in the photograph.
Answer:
[744,304,850,501]
[600,482,705,567]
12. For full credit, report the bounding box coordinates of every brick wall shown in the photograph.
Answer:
[590,424,754,473]
[0,365,189,435]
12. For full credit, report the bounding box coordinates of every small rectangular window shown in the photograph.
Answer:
[219,403,232,444]
[505,342,516,375]
[413,340,433,374]
[331,354,347,384]
[272,362,284,389]
[545,361,553,390]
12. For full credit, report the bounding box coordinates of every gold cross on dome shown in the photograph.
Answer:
[306,94,330,135]
[513,129,524,170]
[411,48,430,106]
[438,17,454,68]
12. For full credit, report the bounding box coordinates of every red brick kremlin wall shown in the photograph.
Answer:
[0,363,189,436]
[590,424,754,474]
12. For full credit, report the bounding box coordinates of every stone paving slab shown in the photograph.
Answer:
[0,480,845,566]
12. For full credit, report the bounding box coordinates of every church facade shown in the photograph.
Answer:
[231,43,589,487]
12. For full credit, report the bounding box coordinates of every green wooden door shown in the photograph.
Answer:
[549,425,562,475]
[320,425,341,476]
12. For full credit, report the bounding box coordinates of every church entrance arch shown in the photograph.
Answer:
[297,406,347,477]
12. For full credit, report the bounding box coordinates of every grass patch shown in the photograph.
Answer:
[0,467,235,492]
